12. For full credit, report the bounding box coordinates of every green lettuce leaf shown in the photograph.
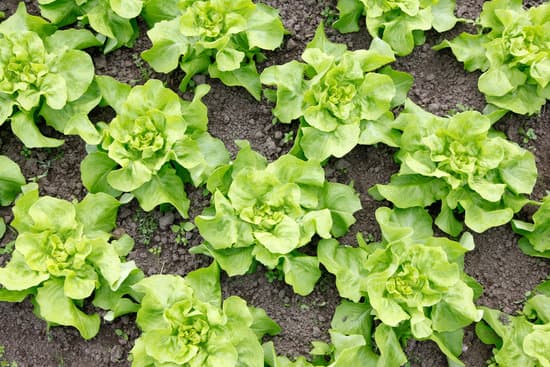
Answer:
[38,0,142,52]
[0,156,25,206]
[476,283,550,367]
[512,195,550,257]
[334,0,460,56]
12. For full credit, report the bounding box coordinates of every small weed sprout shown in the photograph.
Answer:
[170,222,195,246]
[321,6,338,26]
[132,211,158,246]
[282,131,294,144]
[0,241,15,256]
[114,328,129,341]
[519,126,537,144]
[265,268,284,283]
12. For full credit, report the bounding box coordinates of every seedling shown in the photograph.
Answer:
[265,268,284,283]
[321,6,338,26]
[170,222,195,246]
[114,328,129,341]
[519,126,537,144]
[132,211,158,246]
[282,131,294,144]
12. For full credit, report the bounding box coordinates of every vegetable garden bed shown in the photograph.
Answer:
[0,0,548,366]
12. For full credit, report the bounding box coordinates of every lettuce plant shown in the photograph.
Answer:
[261,24,412,161]
[369,100,537,235]
[38,0,143,52]
[141,0,287,100]
[130,262,281,367]
[309,301,408,367]
[434,0,550,115]
[80,77,229,218]
[0,4,102,148]
[0,183,142,339]
[333,0,459,56]
[318,207,482,365]
[193,141,361,295]
[512,195,550,258]
[476,280,550,367]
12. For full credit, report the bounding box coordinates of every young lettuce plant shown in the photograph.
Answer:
[38,0,143,52]
[80,77,230,218]
[141,0,287,100]
[0,4,102,148]
[318,207,483,366]
[0,183,143,339]
[193,141,362,296]
[130,262,281,367]
[261,23,412,161]
[333,0,460,56]
[309,301,408,367]
[369,100,538,235]
[434,0,550,115]
[512,194,550,258]
[475,279,550,367]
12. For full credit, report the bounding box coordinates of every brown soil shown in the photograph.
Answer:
[0,0,549,366]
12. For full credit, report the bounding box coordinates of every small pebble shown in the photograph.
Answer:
[159,212,175,230]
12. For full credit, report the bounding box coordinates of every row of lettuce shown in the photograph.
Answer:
[0,0,548,366]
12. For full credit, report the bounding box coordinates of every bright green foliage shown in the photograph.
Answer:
[130,262,280,367]
[512,195,550,258]
[0,156,25,207]
[369,100,537,235]
[80,77,229,217]
[38,0,143,53]
[141,0,287,100]
[264,341,317,367]
[0,4,102,148]
[476,280,550,367]
[261,23,412,161]
[309,301,408,367]
[434,0,550,115]
[193,141,361,295]
[333,0,459,56]
[0,183,142,339]
[319,207,482,365]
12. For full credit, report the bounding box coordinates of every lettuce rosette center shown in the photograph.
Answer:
[42,231,94,277]
[0,32,47,91]
[182,2,228,39]
[0,32,60,111]
[385,262,423,298]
